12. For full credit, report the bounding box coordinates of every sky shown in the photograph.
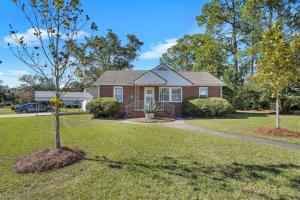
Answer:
[0,0,207,87]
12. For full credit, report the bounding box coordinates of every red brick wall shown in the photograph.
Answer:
[208,86,221,97]
[99,85,221,116]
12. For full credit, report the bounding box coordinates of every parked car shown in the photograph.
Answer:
[15,103,53,113]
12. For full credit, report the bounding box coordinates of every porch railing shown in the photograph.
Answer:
[125,101,175,118]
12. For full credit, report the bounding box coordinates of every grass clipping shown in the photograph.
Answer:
[253,127,300,138]
[14,147,85,173]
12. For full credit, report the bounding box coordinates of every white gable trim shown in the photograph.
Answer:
[133,70,167,85]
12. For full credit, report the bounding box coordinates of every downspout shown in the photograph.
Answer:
[220,86,223,98]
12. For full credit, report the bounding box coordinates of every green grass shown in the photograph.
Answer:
[0,114,299,199]
[0,107,14,115]
[186,112,300,144]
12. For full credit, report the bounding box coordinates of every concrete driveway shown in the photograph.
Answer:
[0,112,53,118]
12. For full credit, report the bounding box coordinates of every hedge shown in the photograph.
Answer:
[183,97,234,117]
[86,97,120,118]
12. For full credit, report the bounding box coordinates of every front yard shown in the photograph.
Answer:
[186,112,300,144]
[0,114,299,199]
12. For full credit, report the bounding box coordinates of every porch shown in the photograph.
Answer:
[124,85,176,118]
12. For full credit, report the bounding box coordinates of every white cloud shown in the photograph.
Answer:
[140,38,177,59]
[4,28,88,46]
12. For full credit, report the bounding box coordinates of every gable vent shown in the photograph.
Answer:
[156,66,168,71]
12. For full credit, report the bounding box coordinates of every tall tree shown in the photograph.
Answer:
[241,0,300,74]
[8,0,88,150]
[75,29,143,85]
[161,34,226,77]
[254,23,300,128]
[197,0,245,73]
[161,34,196,71]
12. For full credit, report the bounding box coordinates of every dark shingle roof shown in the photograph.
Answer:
[179,72,224,86]
[94,70,224,86]
[94,70,147,85]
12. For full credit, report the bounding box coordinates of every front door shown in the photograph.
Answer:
[144,87,155,106]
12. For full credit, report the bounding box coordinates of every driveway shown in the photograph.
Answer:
[0,112,53,118]
[163,120,300,150]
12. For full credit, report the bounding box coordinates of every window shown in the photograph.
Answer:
[113,86,123,102]
[159,88,169,102]
[199,87,208,98]
[159,87,182,102]
[171,88,182,102]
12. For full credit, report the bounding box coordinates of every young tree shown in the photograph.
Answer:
[74,29,143,86]
[254,23,300,128]
[8,0,89,150]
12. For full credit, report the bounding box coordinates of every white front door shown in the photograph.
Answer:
[144,87,155,105]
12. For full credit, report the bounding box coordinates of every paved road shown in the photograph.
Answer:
[163,120,300,150]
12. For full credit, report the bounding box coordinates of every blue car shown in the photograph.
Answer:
[15,103,53,113]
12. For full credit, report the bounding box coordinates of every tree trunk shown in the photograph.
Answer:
[55,91,61,150]
[275,95,280,128]
[232,0,238,72]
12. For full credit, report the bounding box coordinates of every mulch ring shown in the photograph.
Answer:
[253,127,300,138]
[127,117,175,123]
[14,147,85,173]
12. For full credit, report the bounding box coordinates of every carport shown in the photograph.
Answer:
[34,91,93,115]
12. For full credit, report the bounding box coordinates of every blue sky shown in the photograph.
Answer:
[0,0,207,87]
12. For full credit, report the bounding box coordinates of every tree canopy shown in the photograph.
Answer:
[75,29,143,86]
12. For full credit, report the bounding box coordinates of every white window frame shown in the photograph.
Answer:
[199,87,208,98]
[159,87,182,103]
[113,86,123,102]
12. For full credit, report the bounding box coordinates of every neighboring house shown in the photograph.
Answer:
[94,64,224,117]
[34,91,93,111]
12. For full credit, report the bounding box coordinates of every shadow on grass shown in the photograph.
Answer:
[85,155,300,199]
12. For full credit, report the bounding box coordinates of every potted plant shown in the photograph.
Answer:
[144,103,156,119]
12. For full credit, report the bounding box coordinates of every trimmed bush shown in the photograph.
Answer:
[87,97,120,118]
[183,97,234,117]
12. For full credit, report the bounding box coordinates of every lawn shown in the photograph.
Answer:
[0,114,299,199]
[186,112,300,145]
[0,107,14,115]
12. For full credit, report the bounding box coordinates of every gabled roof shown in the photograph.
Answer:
[133,70,167,85]
[179,72,225,86]
[152,64,192,86]
[94,65,225,86]
[94,70,147,85]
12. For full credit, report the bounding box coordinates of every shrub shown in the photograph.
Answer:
[144,103,156,113]
[183,97,234,117]
[281,96,300,112]
[87,97,120,118]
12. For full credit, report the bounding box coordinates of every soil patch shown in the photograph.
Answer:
[127,117,175,123]
[14,147,85,173]
[253,127,300,138]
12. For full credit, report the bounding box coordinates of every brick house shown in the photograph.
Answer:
[94,64,224,117]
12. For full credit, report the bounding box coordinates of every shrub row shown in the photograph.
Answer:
[183,97,234,117]
[87,97,234,118]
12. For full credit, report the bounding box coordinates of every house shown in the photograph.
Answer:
[34,91,93,111]
[94,64,224,117]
